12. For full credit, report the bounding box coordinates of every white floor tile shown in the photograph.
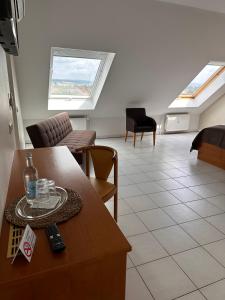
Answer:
[175,176,202,187]
[208,182,225,194]
[119,185,143,198]
[128,232,168,265]
[201,279,225,300]
[137,208,175,230]
[153,225,198,254]
[162,168,187,178]
[118,175,134,186]
[137,182,165,194]
[131,158,147,166]
[180,219,225,245]
[170,188,202,203]
[139,163,174,172]
[170,161,195,169]
[206,214,225,234]
[118,214,148,237]
[123,165,142,175]
[127,173,152,184]
[190,183,225,198]
[176,174,219,187]
[124,195,158,212]
[207,195,225,211]
[176,291,205,300]
[185,199,223,217]
[204,239,225,267]
[156,179,184,190]
[173,247,225,288]
[105,199,133,216]
[126,268,154,300]
[163,204,200,223]
[127,255,134,269]
[138,257,196,300]
[146,171,170,181]
[150,191,181,207]
[212,171,225,181]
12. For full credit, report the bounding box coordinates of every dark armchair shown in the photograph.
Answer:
[125,108,157,147]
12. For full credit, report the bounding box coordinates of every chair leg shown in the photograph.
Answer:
[114,193,118,222]
[141,132,144,141]
[133,132,136,147]
[153,131,156,146]
[125,131,128,142]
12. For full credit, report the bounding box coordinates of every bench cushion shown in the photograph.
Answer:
[57,130,96,154]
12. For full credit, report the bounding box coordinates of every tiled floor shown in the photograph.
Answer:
[99,133,225,300]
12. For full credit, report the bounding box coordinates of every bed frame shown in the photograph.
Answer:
[198,142,225,170]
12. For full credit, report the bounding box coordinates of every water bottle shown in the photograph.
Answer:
[23,152,38,204]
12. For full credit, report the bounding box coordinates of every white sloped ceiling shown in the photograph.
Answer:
[15,0,225,120]
[156,0,225,15]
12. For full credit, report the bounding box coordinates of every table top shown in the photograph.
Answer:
[0,146,131,286]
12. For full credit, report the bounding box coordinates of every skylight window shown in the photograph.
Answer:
[169,61,225,109]
[179,64,225,99]
[48,48,115,110]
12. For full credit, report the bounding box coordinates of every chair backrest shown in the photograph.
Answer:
[126,108,146,119]
[82,145,118,181]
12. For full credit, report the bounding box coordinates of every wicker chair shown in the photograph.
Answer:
[77,145,118,221]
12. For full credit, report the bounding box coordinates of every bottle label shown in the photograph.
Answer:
[27,180,36,199]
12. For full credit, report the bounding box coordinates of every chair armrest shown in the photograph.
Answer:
[145,116,157,129]
[126,117,137,131]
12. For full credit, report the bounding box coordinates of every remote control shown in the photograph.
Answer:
[45,224,66,253]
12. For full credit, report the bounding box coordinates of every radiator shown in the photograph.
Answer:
[164,114,190,132]
[70,116,87,130]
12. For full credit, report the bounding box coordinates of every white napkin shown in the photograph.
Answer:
[32,194,61,209]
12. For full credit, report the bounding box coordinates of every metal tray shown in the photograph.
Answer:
[15,187,68,220]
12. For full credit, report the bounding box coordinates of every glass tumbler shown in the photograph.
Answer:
[36,178,49,202]
[48,180,56,196]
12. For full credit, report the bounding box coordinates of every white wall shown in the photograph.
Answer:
[199,93,225,129]
[0,47,16,232]
[24,112,199,142]
[15,0,225,130]
[9,57,25,149]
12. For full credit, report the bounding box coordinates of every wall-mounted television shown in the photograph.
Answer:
[0,0,25,56]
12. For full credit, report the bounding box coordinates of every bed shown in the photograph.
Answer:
[191,125,225,169]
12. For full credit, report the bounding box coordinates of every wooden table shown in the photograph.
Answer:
[0,146,131,300]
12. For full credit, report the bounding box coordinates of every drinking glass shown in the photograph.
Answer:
[36,178,49,202]
[48,180,56,196]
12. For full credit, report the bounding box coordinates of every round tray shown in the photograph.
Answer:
[16,187,67,220]
[5,188,82,228]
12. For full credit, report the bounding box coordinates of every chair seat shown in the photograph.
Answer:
[135,125,155,132]
[89,177,117,202]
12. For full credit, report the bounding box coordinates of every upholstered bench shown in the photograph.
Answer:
[26,112,96,164]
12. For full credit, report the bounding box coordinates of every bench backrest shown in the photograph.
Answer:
[26,112,73,148]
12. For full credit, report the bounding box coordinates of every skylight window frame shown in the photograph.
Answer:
[179,65,225,99]
[48,47,115,110]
